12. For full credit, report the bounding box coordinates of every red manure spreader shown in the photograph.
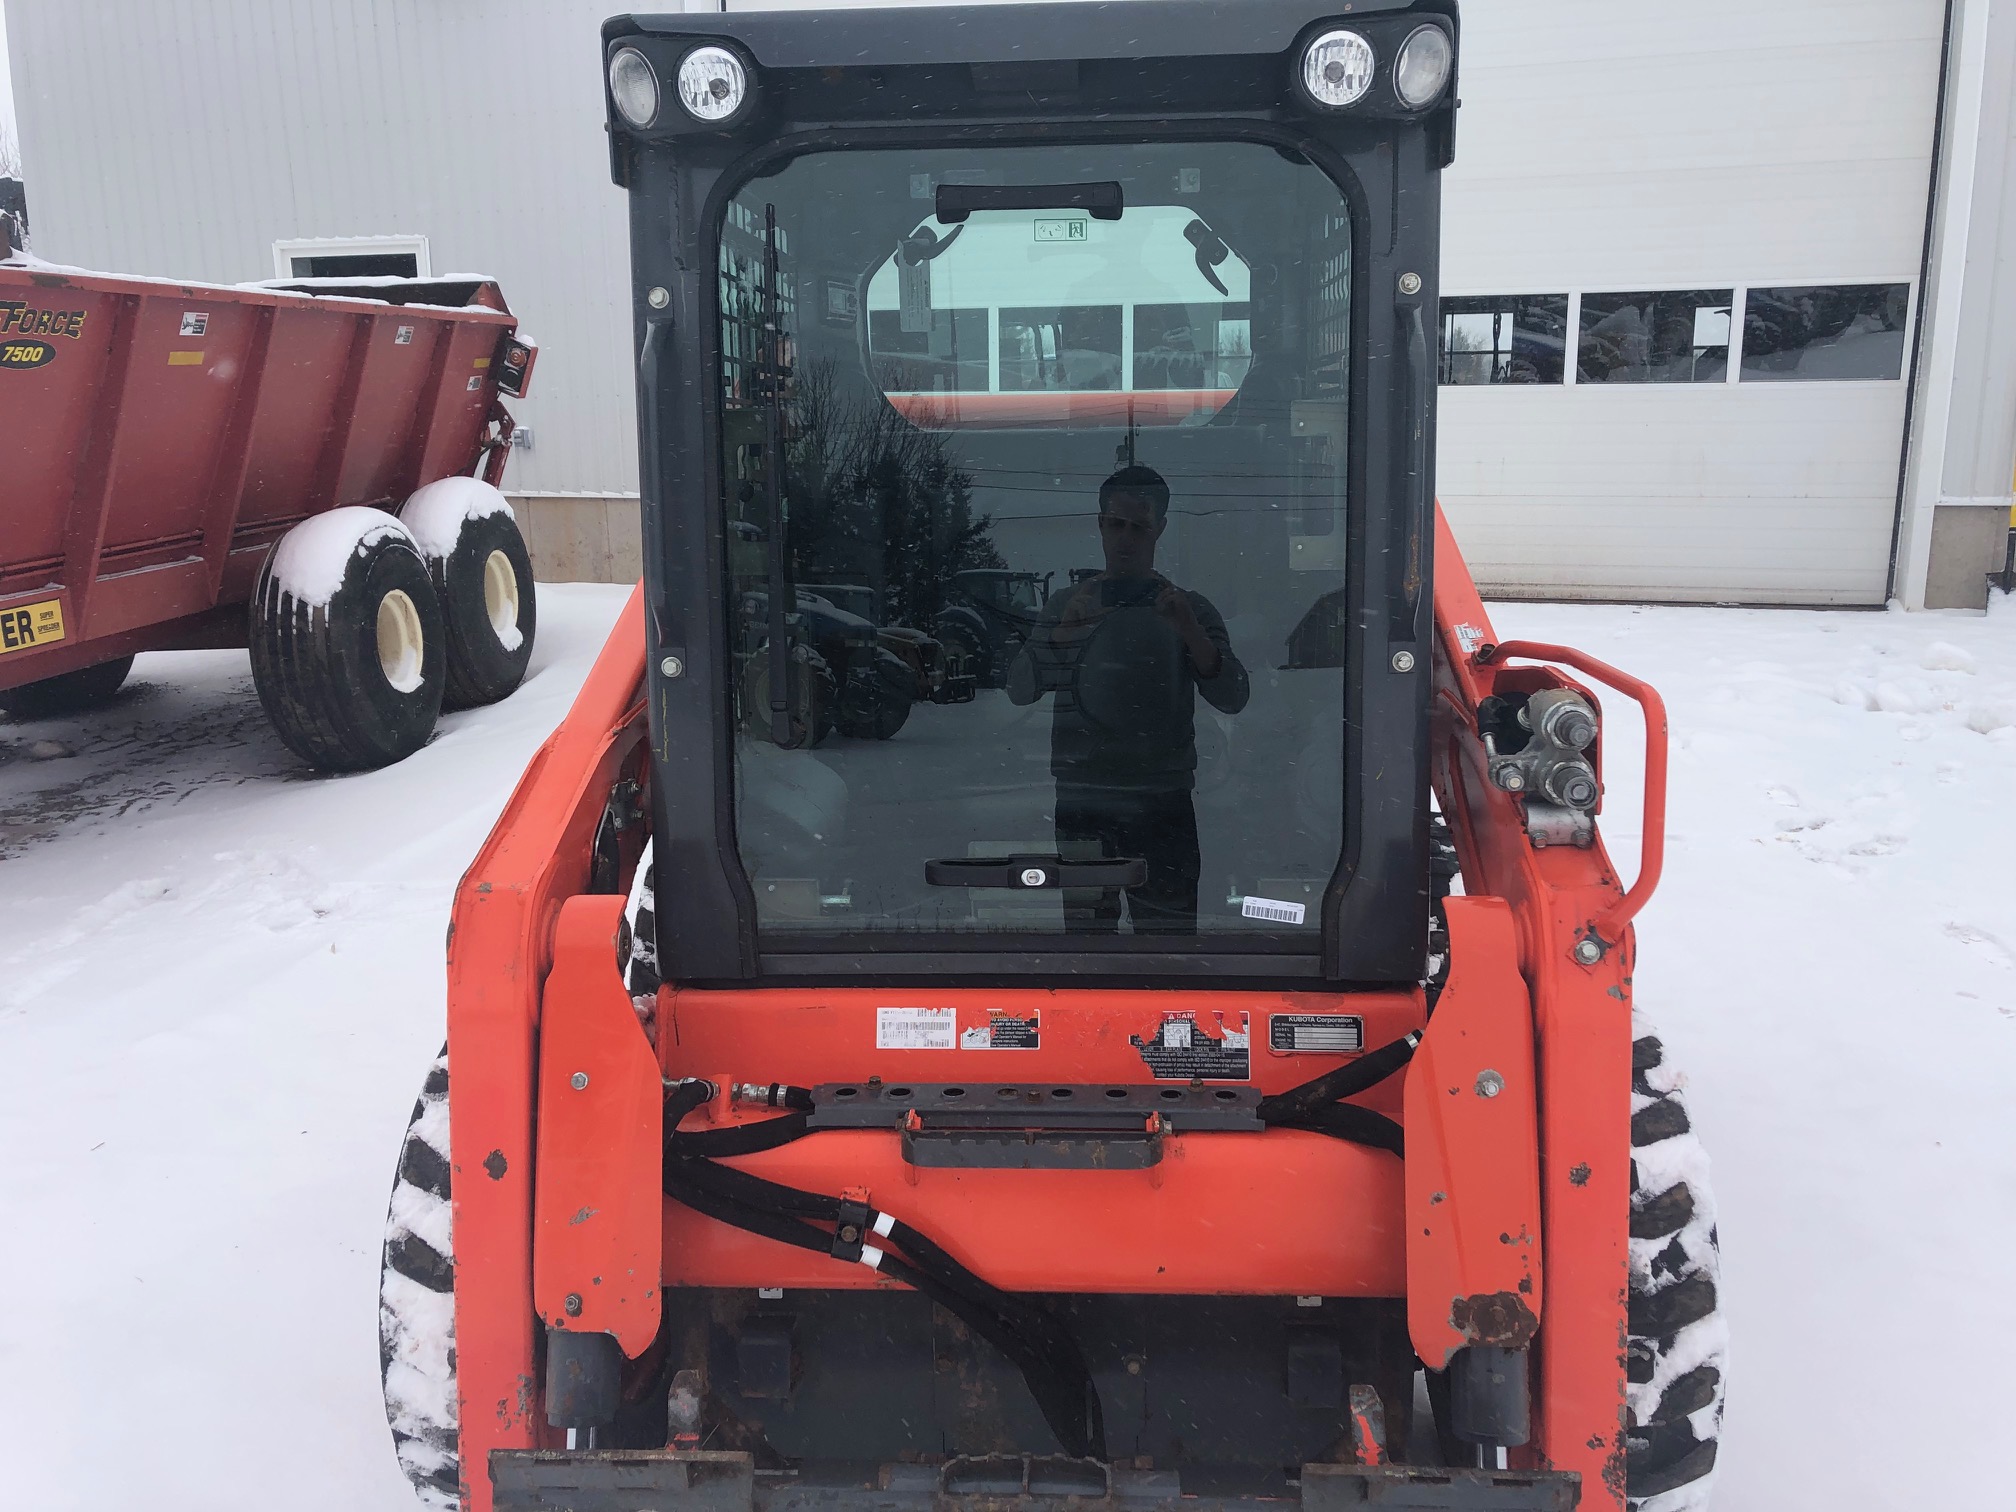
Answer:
[376,5,1726,1512]
[1,255,540,768]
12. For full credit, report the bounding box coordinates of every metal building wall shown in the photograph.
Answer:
[6,0,637,504]
[5,0,1976,600]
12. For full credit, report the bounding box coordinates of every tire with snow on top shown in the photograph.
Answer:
[380,1045,460,1509]
[250,507,445,770]
[0,654,134,719]
[1626,1015,1727,1510]
[399,478,537,710]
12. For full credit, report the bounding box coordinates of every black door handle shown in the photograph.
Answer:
[925,855,1149,889]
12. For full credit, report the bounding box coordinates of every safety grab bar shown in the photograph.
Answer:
[1478,640,1670,948]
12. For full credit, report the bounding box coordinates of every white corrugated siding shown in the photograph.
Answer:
[7,0,636,497]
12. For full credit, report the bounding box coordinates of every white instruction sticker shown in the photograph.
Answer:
[1242,896,1307,926]
[876,1006,956,1050]
[179,311,208,336]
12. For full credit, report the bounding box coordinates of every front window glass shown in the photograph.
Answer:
[717,142,1353,942]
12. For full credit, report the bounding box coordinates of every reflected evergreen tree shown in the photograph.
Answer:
[784,359,1004,627]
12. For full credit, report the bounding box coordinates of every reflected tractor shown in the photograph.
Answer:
[376,6,1725,1512]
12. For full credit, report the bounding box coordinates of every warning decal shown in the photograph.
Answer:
[876,1006,956,1050]
[1269,1014,1365,1054]
[1131,1012,1250,1081]
[960,1012,1040,1050]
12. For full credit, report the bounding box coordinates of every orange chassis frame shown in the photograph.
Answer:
[443,507,1667,1512]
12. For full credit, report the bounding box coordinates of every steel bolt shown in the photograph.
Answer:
[1572,938,1603,966]
[1398,272,1423,295]
[1494,765,1527,793]
[564,1293,583,1317]
[570,1071,590,1090]
[1391,649,1416,673]
[647,285,671,309]
[659,655,684,678]
[1475,1069,1505,1099]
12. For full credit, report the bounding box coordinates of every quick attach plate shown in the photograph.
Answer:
[806,1082,1264,1169]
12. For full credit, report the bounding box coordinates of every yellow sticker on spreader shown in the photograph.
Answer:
[167,350,204,366]
[0,598,65,655]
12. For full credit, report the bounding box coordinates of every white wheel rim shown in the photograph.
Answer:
[483,549,520,643]
[376,588,426,694]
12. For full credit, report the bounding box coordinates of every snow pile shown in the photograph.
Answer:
[397,476,515,561]
[266,506,413,608]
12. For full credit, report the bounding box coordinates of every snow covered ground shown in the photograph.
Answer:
[1,585,2012,1512]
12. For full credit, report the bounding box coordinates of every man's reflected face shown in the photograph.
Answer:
[1098,494,1163,578]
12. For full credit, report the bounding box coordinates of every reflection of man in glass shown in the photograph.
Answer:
[1008,466,1250,933]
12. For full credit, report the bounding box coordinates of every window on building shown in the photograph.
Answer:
[998,305,1124,392]
[1133,302,1252,391]
[1578,289,1733,384]
[1741,283,1910,381]
[868,308,990,393]
[1439,295,1569,385]
[272,236,430,281]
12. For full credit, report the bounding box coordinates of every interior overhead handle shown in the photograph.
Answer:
[934,181,1124,223]
[924,855,1149,889]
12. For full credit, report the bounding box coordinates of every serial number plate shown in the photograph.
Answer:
[0,598,65,655]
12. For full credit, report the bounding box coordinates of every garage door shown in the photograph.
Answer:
[1436,0,1947,604]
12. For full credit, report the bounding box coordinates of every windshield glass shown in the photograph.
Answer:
[719,141,1352,942]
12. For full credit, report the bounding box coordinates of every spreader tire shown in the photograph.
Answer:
[1625,1016,1726,1509]
[0,655,134,718]
[380,1046,460,1509]
[251,508,446,770]
[399,480,537,709]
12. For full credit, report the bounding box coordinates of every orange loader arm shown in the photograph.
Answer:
[1425,504,1670,1508]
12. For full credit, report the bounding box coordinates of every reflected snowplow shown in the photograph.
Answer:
[376,6,1725,1512]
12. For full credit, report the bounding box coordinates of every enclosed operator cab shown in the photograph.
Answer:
[616,2,1455,990]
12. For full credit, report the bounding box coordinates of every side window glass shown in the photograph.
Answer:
[1439,294,1568,385]
[1578,289,1733,384]
[1740,284,1909,381]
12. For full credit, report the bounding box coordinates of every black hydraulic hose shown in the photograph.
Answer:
[1275,1103,1405,1158]
[659,1092,1104,1459]
[1257,1030,1422,1124]
[665,1112,809,1158]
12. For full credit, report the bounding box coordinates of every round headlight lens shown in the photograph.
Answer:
[1301,30,1375,108]
[609,47,660,129]
[1394,26,1454,109]
[676,45,748,123]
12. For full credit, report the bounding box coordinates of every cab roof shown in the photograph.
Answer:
[605,0,1430,70]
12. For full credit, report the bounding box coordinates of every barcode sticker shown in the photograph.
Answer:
[1242,896,1307,926]
[876,1006,956,1050]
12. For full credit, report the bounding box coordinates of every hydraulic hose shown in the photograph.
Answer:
[661,1093,1106,1459]
[1256,1030,1421,1125]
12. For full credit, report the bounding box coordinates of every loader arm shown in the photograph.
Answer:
[1427,504,1664,1507]
[445,585,649,1504]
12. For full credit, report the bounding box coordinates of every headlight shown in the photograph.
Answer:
[1394,26,1454,109]
[676,45,749,123]
[1300,30,1375,108]
[608,47,659,129]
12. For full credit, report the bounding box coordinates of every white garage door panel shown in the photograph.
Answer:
[1446,159,1935,290]
[1458,0,1943,68]
[1438,386,1907,604]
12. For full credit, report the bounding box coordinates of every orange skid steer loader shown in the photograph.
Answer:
[374,5,1726,1511]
